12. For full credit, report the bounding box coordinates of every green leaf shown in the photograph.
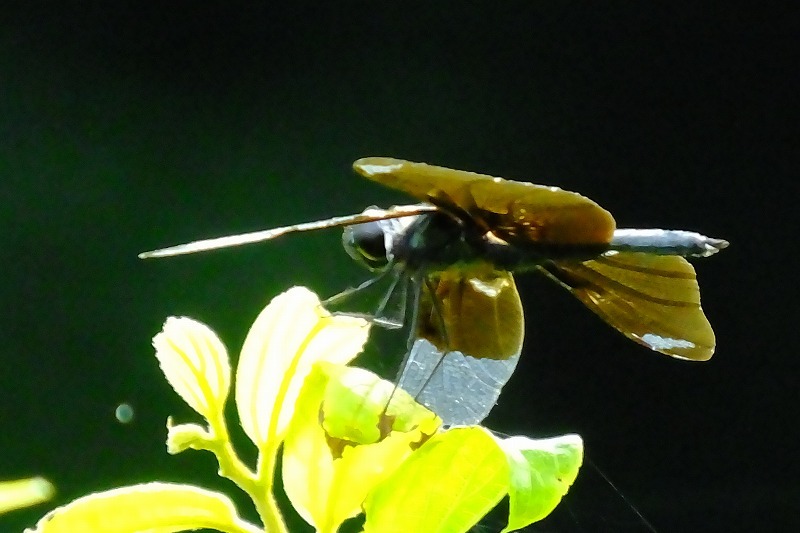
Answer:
[235,286,370,449]
[165,420,213,455]
[26,482,260,533]
[499,434,583,532]
[283,362,440,533]
[319,361,441,441]
[363,426,508,533]
[0,477,54,514]
[153,317,231,421]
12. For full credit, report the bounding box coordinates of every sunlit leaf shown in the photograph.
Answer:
[0,477,54,514]
[235,286,370,448]
[152,317,231,420]
[363,426,508,533]
[283,362,440,532]
[499,434,583,532]
[25,482,259,533]
[165,420,212,455]
[319,362,441,441]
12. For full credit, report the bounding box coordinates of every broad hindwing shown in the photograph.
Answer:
[417,267,524,360]
[543,253,715,360]
[353,157,616,246]
[398,339,520,426]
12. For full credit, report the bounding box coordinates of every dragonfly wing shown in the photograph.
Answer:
[398,339,520,426]
[417,268,524,360]
[353,157,616,246]
[543,253,716,360]
[396,268,523,425]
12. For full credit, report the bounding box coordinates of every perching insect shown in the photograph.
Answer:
[140,157,727,424]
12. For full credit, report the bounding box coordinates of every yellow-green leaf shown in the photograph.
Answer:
[0,477,54,514]
[363,426,508,533]
[153,317,231,421]
[235,286,369,449]
[165,420,212,455]
[283,362,440,532]
[319,362,441,442]
[26,482,259,533]
[499,434,583,532]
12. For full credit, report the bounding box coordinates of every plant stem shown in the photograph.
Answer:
[209,417,288,533]
[253,443,288,533]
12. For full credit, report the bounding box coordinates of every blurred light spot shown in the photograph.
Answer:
[115,403,134,424]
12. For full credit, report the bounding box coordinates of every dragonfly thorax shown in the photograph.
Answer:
[391,211,485,273]
[343,207,608,277]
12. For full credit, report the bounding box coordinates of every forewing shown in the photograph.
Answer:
[417,269,524,360]
[543,253,716,360]
[353,157,616,245]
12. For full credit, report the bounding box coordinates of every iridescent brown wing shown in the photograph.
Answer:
[542,252,716,360]
[353,157,616,246]
[417,266,523,360]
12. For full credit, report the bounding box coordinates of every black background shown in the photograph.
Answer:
[1,3,794,532]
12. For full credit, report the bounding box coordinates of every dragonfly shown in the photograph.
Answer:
[140,157,727,425]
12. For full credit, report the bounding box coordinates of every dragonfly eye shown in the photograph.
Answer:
[342,221,390,271]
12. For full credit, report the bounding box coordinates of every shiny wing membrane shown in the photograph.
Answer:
[397,339,520,426]
[353,157,616,246]
[542,252,716,360]
[416,267,524,360]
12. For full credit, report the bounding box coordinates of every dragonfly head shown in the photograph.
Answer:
[341,204,396,272]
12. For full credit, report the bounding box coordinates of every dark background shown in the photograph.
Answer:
[1,3,794,532]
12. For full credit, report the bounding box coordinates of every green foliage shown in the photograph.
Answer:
[26,287,582,532]
[0,478,54,515]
